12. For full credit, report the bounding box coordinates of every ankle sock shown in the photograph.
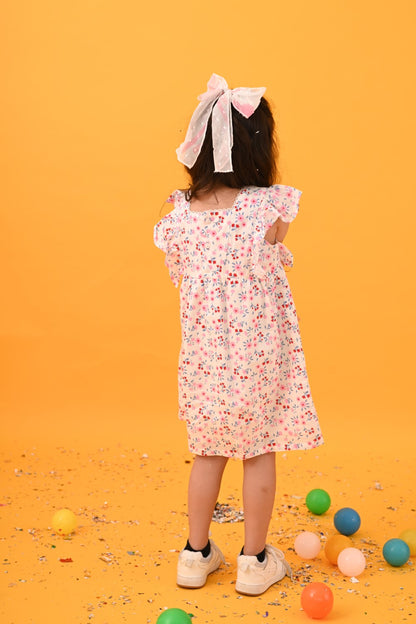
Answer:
[240,546,266,563]
[184,539,211,558]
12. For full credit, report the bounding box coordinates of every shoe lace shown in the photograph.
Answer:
[266,545,294,581]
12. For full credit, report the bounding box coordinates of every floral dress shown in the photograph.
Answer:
[153,184,323,459]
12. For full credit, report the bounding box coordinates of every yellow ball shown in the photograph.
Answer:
[399,529,416,556]
[52,509,77,535]
[324,534,352,565]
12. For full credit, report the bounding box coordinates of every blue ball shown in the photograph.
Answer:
[382,538,410,567]
[334,507,361,536]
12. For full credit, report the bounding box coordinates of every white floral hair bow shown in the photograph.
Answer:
[176,73,266,173]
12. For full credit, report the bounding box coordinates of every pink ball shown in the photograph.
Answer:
[337,547,366,576]
[294,531,321,559]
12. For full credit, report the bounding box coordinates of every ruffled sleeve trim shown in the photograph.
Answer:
[264,184,302,230]
[153,190,184,287]
[277,241,294,269]
[166,189,185,206]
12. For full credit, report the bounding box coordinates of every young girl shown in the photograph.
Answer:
[154,73,323,596]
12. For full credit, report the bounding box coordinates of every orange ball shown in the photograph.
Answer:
[324,534,352,565]
[301,582,334,619]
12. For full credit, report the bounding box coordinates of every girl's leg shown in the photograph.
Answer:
[242,452,276,555]
[187,455,229,549]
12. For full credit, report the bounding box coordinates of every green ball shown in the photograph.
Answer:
[306,489,331,515]
[156,608,192,624]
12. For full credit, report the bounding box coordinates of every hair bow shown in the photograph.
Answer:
[176,73,266,173]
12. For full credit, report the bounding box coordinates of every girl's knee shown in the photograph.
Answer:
[243,452,276,467]
[194,454,228,470]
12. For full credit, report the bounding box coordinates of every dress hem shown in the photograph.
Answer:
[186,436,325,460]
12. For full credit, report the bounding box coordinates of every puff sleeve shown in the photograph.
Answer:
[153,191,183,287]
[264,184,302,230]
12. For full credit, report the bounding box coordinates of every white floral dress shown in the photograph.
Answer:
[154,184,323,459]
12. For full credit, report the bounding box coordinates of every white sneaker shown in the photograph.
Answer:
[236,544,292,596]
[176,540,225,588]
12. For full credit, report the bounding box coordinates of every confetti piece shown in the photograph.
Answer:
[59,558,73,563]
[213,502,244,523]
[99,554,113,563]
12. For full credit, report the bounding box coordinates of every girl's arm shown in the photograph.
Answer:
[264,218,290,245]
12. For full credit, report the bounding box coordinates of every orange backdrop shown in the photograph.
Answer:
[1,0,415,450]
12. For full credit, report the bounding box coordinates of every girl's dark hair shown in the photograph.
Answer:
[184,97,281,201]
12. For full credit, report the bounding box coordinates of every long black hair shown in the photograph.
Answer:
[184,97,281,201]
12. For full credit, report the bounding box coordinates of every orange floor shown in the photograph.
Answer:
[1,404,415,624]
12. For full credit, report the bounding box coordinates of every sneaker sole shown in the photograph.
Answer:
[235,574,285,596]
[177,562,223,589]
[176,574,207,589]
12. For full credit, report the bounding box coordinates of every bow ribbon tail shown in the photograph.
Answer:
[176,74,229,169]
[212,91,233,173]
[176,98,216,169]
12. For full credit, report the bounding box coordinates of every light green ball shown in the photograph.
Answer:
[156,608,192,624]
[305,489,331,515]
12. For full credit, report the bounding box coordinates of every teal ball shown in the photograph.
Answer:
[382,539,410,567]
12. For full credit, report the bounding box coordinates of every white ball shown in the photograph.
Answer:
[337,547,366,576]
[294,531,321,559]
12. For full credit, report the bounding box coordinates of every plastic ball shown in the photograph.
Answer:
[382,538,410,567]
[156,609,193,624]
[306,489,331,515]
[337,547,366,576]
[51,508,77,535]
[334,507,361,536]
[399,529,416,557]
[301,582,334,619]
[324,534,352,565]
[294,531,321,559]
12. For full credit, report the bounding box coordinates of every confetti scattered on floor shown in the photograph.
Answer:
[0,441,415,623]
